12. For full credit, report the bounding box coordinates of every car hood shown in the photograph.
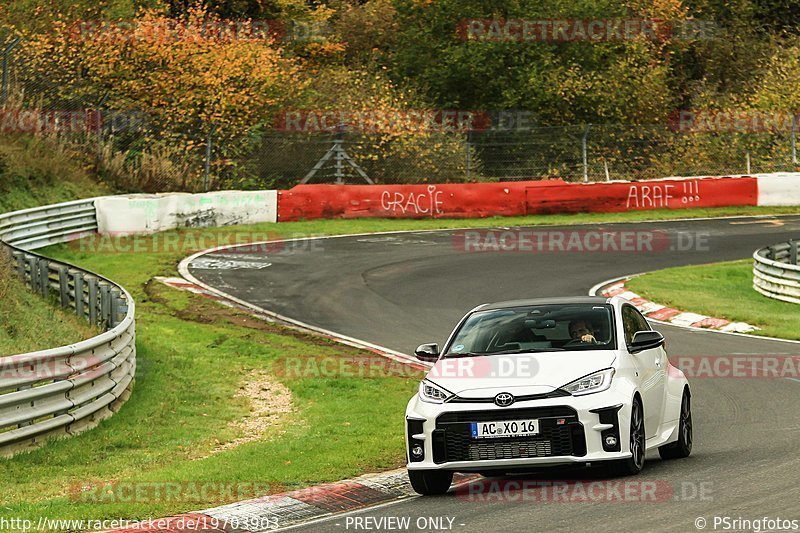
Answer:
[425,350,617,397]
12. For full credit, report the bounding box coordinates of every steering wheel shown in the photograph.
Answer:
[563,337,597,347]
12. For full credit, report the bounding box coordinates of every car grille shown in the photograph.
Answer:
[432,406,586,464]
[447,389,571,404]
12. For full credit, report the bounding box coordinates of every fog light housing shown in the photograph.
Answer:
[604,434,618,448]
[411,444,424,459]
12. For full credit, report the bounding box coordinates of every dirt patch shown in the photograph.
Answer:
[144,278,362,350]
[208,369,294,456]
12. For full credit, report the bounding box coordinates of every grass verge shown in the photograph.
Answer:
[0,135,111,355]
[627,259,800,341]
[0,258,99,355]
[0,135,109,214]
[1,205,799,525]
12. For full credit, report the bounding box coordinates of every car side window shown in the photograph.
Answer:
[622,306,636,345]
[632,307,651,333]
[622,305,649,345]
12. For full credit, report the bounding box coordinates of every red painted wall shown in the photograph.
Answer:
[277,176,758,221]
[525,176,758,214]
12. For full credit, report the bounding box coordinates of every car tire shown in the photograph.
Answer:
[659,390,692,460]
[408,470,454,495]
[611,397,645,476]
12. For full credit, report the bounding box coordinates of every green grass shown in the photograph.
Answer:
[0,260,99,355]
[627,260,800,341]
[2,206,800,527]
[0,135,110,355]
[0,136,109,214]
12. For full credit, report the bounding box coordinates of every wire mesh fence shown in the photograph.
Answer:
[1,31,798,193]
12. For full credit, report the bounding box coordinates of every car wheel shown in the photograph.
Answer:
[611,397,645,476]
[408,470,454,495]
[659,390,692,459]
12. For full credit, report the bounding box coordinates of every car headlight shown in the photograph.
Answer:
[561,368,615,396]
[419,380,454,404]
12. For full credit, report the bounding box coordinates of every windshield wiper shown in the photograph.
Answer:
[443,351,491,358]
[445,348,565,357]
[488,348,565,354]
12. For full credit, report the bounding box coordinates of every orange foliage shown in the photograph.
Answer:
[22,6,305,139]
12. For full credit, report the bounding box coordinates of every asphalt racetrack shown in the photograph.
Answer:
[188,216,800,533]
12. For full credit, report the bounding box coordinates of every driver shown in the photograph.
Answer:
[568,320,597,344]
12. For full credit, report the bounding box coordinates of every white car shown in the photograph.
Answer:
[405,296,692,495]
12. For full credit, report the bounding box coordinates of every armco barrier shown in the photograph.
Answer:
[0,199,136,456]
[276,176,760,221]
[753,241,800,304]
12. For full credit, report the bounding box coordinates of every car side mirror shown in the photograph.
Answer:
[414,343,440,362]
[628,331,665,353]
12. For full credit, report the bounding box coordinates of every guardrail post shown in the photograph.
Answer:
[99,282,111,327]
[73,270,85,319]
[58,265,70,308]
[12,250,24,278]
[110,289,122,328]
[38,259,50,299]
[87,276,99,326]
[27,256,38,291]
[790,240,798,265]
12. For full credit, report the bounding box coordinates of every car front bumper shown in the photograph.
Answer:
[405,389,633,472]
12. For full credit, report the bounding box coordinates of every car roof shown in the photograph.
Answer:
[476,296,612,312]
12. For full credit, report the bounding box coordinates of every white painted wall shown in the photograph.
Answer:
[756,173,800,206]
[96,191,278,235]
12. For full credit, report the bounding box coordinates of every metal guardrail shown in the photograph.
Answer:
[753,240,800,304]
[0,199,136,456]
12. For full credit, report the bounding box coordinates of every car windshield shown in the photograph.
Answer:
[444,303,616,356]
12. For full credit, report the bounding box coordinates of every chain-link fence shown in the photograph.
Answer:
[2,32,798,193]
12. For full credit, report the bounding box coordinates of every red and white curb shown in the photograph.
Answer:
[600,279,760,334]
[113,469,480,532]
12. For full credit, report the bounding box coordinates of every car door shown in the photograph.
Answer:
[622,305,666,438]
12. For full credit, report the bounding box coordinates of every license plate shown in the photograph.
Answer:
[470,419,539,439]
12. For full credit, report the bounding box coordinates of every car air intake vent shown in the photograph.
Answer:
[437,406,577,423]
[468,440,553,460]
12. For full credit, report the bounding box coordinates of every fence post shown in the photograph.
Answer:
[746,151,751,174]
[465,130,472,179]
[792,116,797,166]
[1,37,21,106]
[204,123,217,192]
[582,124,591,182]
[95,92,109,165]
[790,240,798,265]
